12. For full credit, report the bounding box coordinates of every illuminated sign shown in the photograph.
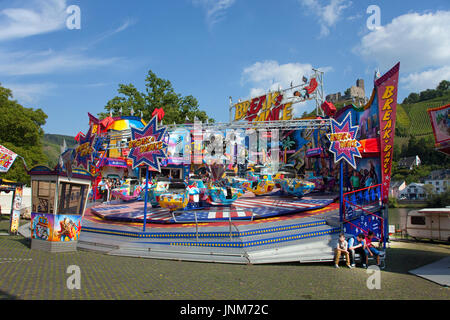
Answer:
[127,115,168,171]
[76,142,93,157]
[327,113,362,169]
[234,92,293,122]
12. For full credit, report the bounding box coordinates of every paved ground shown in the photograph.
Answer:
[0,216,449,300]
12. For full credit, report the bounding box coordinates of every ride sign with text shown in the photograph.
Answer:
[127,115,168,172]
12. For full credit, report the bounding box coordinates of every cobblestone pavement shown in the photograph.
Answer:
[0,219,449,300]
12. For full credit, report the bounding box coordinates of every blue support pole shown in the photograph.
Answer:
[143,165,149,232]
[339,161,344,230]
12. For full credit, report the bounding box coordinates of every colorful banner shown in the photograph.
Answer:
[31,213,53,241]
[31,213,82,242]
[53,214,82,242]
[0,145,18,173]
[327,113,362,169]
[167,130,191,165]
[9,186,23,235]
[376,62,400,203]
[127,115,168,171]
[428,103,450,155]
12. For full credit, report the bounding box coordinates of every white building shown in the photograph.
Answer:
[389,180,406,198]
[399,183,426,200]
[423,169,449,195]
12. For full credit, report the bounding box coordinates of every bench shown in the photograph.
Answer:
[355,250,386,269]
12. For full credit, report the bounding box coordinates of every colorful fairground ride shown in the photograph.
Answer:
[71,64,402,265]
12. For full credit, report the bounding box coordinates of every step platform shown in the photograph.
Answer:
[79,205,341,264]
[90,195,335,224]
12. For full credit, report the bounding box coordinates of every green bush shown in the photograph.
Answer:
[427,190,450,208]
[388,197,399,208]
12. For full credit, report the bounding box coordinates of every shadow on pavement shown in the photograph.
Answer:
[0,289,19,300]
[384,245,449,275]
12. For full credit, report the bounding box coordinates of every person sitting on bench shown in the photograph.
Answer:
[348,233,367,268]
[365,230,381,267]
[334,233,352,268]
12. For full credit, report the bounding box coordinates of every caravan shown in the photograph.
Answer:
[406,208,450,242]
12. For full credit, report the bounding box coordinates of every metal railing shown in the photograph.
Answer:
[190,211,250,243]
[343,184,385,244]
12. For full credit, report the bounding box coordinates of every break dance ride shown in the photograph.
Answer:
[27,64,400,264]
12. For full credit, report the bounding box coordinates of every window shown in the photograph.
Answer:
[32,180,56,214]
[411,216,426,225]
[58,182,88,215]
[160,168,182,179]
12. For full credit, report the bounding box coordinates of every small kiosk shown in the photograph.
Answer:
[28,165,93,252]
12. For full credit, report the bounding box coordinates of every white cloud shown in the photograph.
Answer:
[0,49,120,76]
[90,18,137,46]
[357,11,450,73]
[192,0,236,28]
[241,60,333,96]
[356,10,450,92]
[241,60,314,96]
[0,0,67,41]
[400,66,450,93]
[298,0,352,37]
[3,82,56,104]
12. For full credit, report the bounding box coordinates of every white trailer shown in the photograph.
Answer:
[406,208,450,242]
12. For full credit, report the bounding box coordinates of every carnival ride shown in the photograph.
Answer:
[42,65,401,264]
[278,178,315,198]
[204,164,245,206]
[157,181,190,212]
[110,178,143,202]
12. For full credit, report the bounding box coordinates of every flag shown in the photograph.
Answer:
[58,139,68,168]
[0,145,18,173]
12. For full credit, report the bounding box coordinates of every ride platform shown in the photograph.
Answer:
[90,192,338,224]
[78,193,342,264]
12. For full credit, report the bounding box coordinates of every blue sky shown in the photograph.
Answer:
[1,0,449,136]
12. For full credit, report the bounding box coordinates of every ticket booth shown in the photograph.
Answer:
[28,165,92,252]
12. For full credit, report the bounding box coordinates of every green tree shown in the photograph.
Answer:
[422,184,435,199]
[427,190,450,207]
[402,92,419,104]
[436,80,450,92]
[0,84,48,185]
[99,70,214,124]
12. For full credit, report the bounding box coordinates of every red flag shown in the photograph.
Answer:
[152,108,165,121]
